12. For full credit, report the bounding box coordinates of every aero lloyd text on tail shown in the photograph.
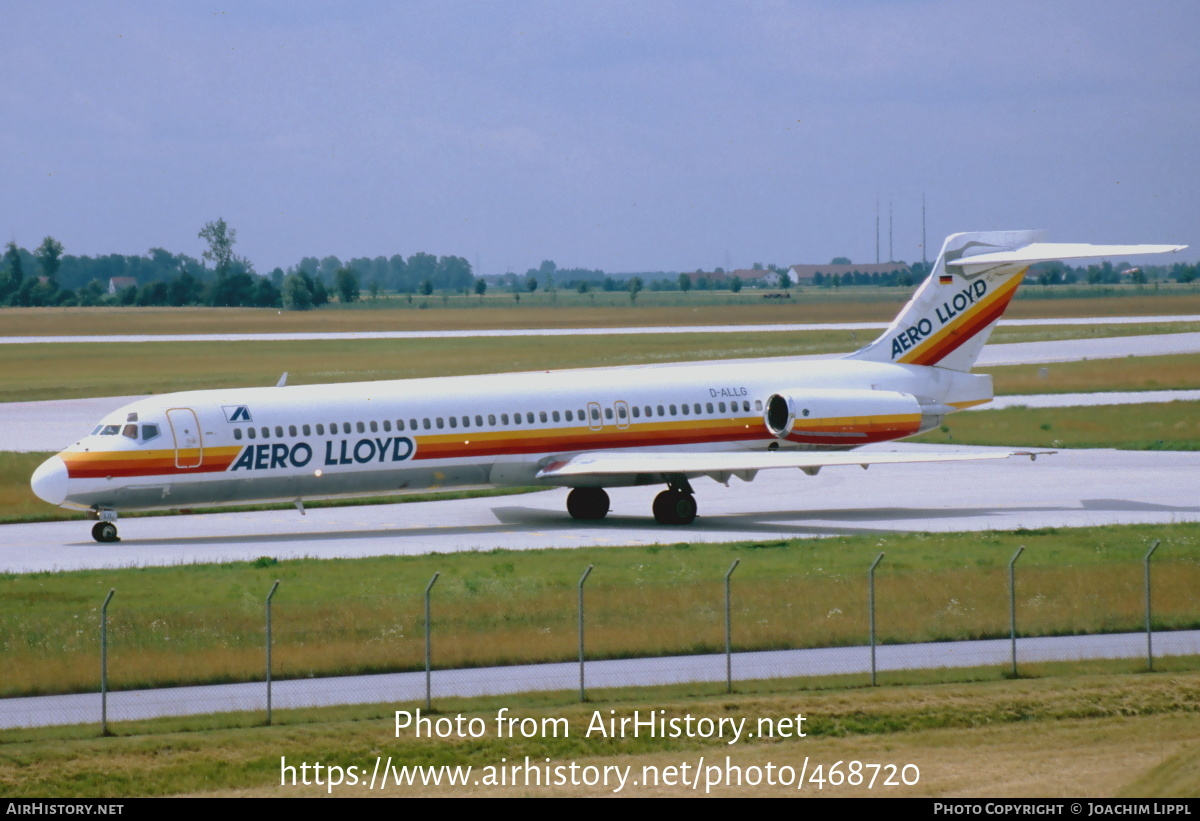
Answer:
[30,230,1185,542]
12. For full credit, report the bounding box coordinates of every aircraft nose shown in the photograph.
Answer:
[31,455,69,506]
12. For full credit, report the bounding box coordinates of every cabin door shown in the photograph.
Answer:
[166,408,204,469]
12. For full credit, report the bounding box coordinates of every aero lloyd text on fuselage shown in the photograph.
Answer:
[229,436,416,472]
[891,279,988,359]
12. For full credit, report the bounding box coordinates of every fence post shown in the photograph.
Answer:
[725,560,739,694]
[1008,547,1024,678]
[425,572,439,710]
[265,580,280,725]
[100,588,115,736]
[868,553,884,686]
[578,565,593,702]
[1144,540,1160,672]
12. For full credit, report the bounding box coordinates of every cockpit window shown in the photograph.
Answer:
[141,424,160,442]
[100,425,120,436]
[91,425,103,436]
[122,424,138,439]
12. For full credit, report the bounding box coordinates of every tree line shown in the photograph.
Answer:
[1,222,1195,310]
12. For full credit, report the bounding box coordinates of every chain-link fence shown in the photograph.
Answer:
[1,543,1197,733]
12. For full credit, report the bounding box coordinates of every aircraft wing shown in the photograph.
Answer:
[536,448,1047,483]
[948,242,1186,277]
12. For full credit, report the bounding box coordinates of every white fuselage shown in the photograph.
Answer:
[34,356,990,513]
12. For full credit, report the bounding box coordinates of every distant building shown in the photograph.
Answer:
[729,268,781,287]
[108,277,138,294]
[787,262,911,285]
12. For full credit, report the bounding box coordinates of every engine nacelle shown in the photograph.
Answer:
[764,389,924,445]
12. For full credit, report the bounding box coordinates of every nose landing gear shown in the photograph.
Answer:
[89,510,120,543]
[91,522,119,543]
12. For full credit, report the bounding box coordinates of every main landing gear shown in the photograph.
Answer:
[653,488,697,525]
[566,481,698,525]
[567,487,610,520]
[89,510,120,543]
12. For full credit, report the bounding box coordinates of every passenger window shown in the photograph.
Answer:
[411,419,418,430]
[370,421,378,433]
[577,409,585,420]
[719,402,726,413]
[565,410,573,422]
[423,418,431,430]
[669,405,677,415]
[276,426,284,437]
[488,414,496,425]
[289,425,297,437]
[502,413,511,425]
[316,424,325,435]
[248,427,257,439]
[303,424,312,436]
[233,428,243,440]
[632,406,640,418]
[552,410,560,422]
[526,412,535,424]
[357,421,365,434]
[436,418,444,429]
[262,427,270,439]
[755,400,763,411]
[540,411,548,423]
[383,420,391,432]
[590,407,600,421]
[657,405,665,416]
[449,417,458,429]
[706,403,714,414]
[604,407,613,420]
[744,401,751,412]
[617,406,627,419]
[681,404,689,416]
[694,404,701,414]
[394,420,403,431]
[475,415,483,427]
[462,416,470,428]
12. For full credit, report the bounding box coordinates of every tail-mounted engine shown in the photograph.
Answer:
[764,389,924,445]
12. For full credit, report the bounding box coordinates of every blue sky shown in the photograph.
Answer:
[4,1,1197,274]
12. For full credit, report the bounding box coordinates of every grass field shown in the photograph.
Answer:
[2,286,1199,336]
[1,669,1196,797]
[2,524,1195,699]
[4,325,1200,403]
[912,401,1200,450]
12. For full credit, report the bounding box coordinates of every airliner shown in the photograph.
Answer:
[30,230,1185,542]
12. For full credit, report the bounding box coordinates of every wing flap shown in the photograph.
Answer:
[536,449,1047,480]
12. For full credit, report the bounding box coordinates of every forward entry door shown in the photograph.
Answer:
[166,408,204,469]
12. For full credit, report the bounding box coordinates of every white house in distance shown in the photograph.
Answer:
[108,276,137,294]
[787,262,911,286]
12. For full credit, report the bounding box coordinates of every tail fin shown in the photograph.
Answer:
[846,230,1187,372]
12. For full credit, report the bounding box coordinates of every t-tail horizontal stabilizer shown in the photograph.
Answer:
[846,231,1187,373]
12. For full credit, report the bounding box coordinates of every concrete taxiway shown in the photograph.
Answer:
[4,333,1200,453]
[2,314,1197,345]
[3,445,1196,573]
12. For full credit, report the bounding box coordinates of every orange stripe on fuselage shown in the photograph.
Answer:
[898,270,1026,367]
[62,448,241,479]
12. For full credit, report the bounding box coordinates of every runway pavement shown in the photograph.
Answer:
[3,629,1196,729]
[3,445,1197,573]
[3,314,1197,344]
[4,332,1200,453]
